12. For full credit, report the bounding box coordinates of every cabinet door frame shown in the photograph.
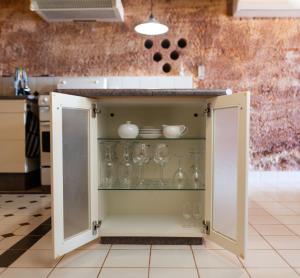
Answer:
[51,92,99,258]
[205,91,250,258]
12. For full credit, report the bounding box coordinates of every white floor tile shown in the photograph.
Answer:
[264,235,300,249]
[295,268,300,275]
[152,245,190,250]
[0,268,6,274]
[277,250,300,267]
[0,268,52,278]
[10,250,60,267]
[249,215,281,225]
[246,267,299,278]
[48,268,100,278]
[249,208,269,216]
[149,268,198,278]
[253,224,294,235]
[193,249,242,268]
[0,236,23,250]
[248,234,272,249]
[99,268,148,278]
[275,216,300,225]
[286,225,300,236]
[77,239,110,250]
[111,244,150,250]
[150,249,195,268]
[265,207,297,216]
[192,239,224,250]
[57,249,108,268]
[104,249,149,267]
[248,225,259,235]
[241,250,289,267]
[198,268,249,278]
[257,202,287,210]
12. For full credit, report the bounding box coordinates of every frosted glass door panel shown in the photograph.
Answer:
[212,107,238,241]
[62,108,89,239]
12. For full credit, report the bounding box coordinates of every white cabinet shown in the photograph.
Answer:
[50,91,249,259]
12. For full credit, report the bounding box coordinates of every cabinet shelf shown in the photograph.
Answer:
[98,137,206,142]
[99,179,205,191]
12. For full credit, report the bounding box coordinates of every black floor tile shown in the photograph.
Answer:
[2,233,14,238]
[33,213,42,217]
[10,235,43,250]
[0,249,27,267]
[18,207,27,210]
[19,222,30,226]
[4,214,14,217]
[29,224,51,236]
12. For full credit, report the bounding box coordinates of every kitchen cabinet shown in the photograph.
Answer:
[50,90,249,259]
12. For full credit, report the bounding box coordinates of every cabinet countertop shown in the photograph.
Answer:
[55,88,231,97]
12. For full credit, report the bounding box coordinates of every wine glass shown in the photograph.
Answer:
[192,203,203,227]
[119,143,133,188]
[153,143,169,187]
[172,155,188,189]
[102,142,115,188]
[190,151,203,189]
[182,202,193,227]
[133,143,151,187]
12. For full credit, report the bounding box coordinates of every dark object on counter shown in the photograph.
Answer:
[170,50,179,60]
[178,38,187,48]
[162,63,172,73]
[161,39,170,49]
[25,110,40,158]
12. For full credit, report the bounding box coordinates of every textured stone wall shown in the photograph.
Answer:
[0,0,299,170]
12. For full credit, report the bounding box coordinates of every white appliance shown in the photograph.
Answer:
[39,95,51,185]
[30,0,124,22]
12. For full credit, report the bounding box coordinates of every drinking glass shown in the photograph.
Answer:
[172,155,188,189]
[133,143,151,187]
[192,203,203,227]
[182,202,193,227]
[103,142,115,188]
[153,143,169,186]
[190,151,203,189]
[119,143,133,188]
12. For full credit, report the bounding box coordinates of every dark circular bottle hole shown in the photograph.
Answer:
[161,39,171,49]
[194,113,198,117]
[162,63,172,73]
[170,50,179,60]
[178,38,187,48]
[110,113,115,117]
[144,39,153,49]
[153,52,162,62]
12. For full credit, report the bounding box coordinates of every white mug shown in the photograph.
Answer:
[162,125,187,138]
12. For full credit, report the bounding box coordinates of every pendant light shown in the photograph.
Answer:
[134,0,168,36]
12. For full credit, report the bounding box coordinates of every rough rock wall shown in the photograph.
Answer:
[0,0,299,170]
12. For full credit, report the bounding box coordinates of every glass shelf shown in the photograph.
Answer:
[98,179,205,191]
[98,137,206,141]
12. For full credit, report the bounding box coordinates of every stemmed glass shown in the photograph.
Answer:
[154,143,169,187]
[133,143,151,187]
[119,143,133,188]
[102,142,115,188]
[172,155,188,189]
[190,151,203,189]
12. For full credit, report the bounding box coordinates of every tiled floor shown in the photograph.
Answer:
[0,181,300,277]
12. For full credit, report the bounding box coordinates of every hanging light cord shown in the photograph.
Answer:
[150,0,154,18]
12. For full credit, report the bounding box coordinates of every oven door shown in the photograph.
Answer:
[40,122,51,166]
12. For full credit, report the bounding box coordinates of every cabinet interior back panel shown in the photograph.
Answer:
[97,102,206,139]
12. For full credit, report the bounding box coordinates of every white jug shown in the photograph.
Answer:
[162,125,187,138]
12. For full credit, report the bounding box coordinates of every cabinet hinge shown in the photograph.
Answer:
[92,103,101,118]
[202,220,210,235]
[204,103,211,117]
[92,220,101,235]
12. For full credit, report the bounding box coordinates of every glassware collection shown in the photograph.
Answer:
[100,141,204,190]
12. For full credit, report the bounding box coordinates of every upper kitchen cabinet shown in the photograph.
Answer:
[234,0,300,17]
[50,91,250,259]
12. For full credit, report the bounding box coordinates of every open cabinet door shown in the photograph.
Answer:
[205,91,250,258]
[51,92,98,258]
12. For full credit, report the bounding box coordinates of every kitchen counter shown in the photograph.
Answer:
[55,88,231,97]
[0,96,28,99]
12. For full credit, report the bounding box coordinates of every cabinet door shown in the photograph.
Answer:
[205,91,250,258]
[51,92,98,257]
